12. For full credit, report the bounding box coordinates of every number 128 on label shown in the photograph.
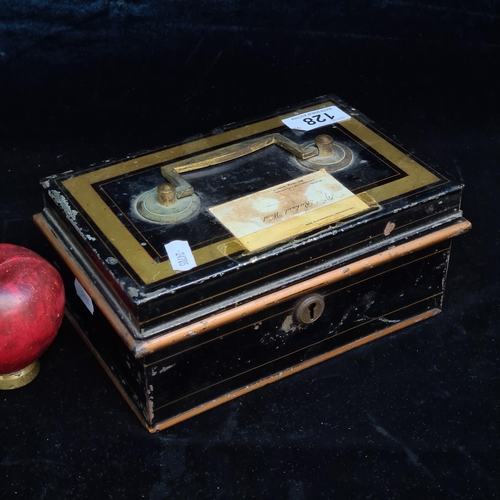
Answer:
[282,105,351,131]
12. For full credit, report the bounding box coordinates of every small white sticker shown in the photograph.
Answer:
[282,105,351,131]
[74,278,94,314]
[165,240,197,271]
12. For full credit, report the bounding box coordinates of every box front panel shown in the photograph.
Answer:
[146,241,450,426]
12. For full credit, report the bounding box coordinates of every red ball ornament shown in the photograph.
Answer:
[0,244,65,389]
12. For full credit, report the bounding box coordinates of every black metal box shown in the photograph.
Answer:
[35,96,470,432]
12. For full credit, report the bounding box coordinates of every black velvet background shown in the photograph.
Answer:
[1,1,499,498]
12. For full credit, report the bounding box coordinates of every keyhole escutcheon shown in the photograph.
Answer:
[294,294,325,325]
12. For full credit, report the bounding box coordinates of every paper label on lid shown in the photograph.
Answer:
[209,170,371,252]
[282,105,351,131]
[165,240,197,271]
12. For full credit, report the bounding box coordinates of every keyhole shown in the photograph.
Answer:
[294,294,325,324]
[308,302,317,321]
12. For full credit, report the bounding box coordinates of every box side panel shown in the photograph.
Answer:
[48,251,152,425]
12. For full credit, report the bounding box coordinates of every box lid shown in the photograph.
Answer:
[40,96,463,338]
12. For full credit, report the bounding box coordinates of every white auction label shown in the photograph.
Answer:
[165,240,197,271]
[282,105,351,131]
[74,278,94,315]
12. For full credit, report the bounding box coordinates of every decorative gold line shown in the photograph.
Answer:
[61,102,332,284]
[135,219,470,356]
[145,246,449,367]
[153,292,442,412]
[152,308,441,431]
[334,125,402,190]
[141,204,459,325]
[60,100,443,286]
[340,120,440,202]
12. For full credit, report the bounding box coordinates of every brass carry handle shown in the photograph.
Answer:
[138,133,352,224]
[160,133,322,199]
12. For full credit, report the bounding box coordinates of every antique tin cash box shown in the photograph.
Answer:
[35,96,470,432]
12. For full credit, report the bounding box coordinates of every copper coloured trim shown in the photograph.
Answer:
[151,308,441,432]
[34,212,470,358]
[64,307,151,428]
[33,213,138,352]
[139,203,459,326]
[135,218,471,357]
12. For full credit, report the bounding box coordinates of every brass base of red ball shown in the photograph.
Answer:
[0,244,65,389]
[0,360,40,390]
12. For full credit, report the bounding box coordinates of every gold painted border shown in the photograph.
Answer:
[60,100,441,285]
[340,119,440,201]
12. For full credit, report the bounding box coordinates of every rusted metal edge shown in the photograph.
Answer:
[152,308,441,432]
